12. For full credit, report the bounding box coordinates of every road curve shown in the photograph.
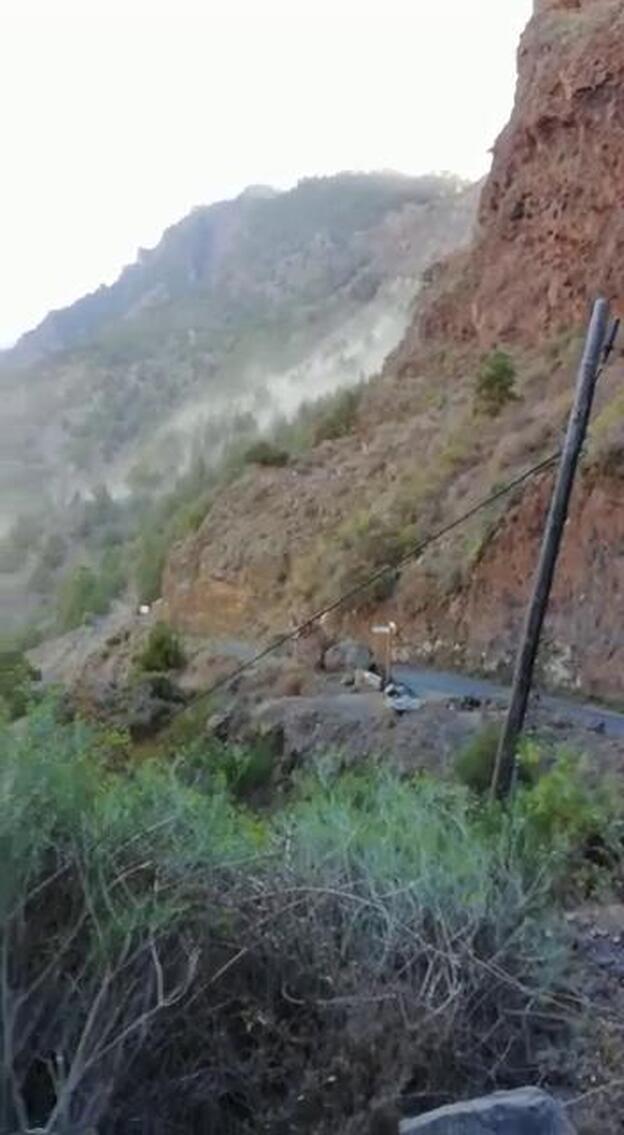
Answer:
[395,665,624,741]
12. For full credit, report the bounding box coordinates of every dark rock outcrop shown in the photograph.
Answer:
[400,1087,575,1134]
[323,639,374,674]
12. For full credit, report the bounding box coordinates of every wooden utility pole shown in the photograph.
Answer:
[491,298,611,799]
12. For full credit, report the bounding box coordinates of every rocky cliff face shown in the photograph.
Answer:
[162,0,624,700]
[421,0,624,350]
[401,0,624,694]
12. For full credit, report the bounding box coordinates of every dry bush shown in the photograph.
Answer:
[0,704,600,1134]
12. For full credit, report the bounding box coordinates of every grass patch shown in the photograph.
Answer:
[0,650,40,720]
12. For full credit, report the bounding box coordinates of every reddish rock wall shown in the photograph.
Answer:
[420,0,624,350]
[458,471,624,697]
[161,0,624,701]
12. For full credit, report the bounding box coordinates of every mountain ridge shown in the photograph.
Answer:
[2,171,469,371]
[0,170,478,637]
[0,171,477,513]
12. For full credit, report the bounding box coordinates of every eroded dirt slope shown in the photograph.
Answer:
[162,0,624,699]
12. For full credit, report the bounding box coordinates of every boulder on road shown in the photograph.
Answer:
[354,668,384,692]
[323,639,374,674]
[400,1087,575,1135]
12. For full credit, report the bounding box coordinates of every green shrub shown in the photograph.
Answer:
[474,349,518,417]
[181,733,278,799]
[244,439,290,467]
[0,701,259,1133]
[54,548,126,630]
[216,738,276,797]
[456,738,624,895]
[313,384,362,443]
[57,563,109,630]
[0,650,39,719]
[137,621,185,671]
[517,745,622,865]
[454,724,502,794]
[0,706,582,1133]
[172,490,214,535]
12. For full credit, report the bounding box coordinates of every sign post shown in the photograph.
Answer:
[372,621,397,686]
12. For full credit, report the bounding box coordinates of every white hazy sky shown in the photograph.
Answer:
[0,0,532,347]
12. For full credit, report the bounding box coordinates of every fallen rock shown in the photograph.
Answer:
[323,639,374,674]
[455,695,482,712]
[400,1087,575,1134]
[354,668,384,692]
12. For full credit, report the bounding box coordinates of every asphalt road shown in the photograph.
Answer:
[197,638,624,741]
[395,665,624,740]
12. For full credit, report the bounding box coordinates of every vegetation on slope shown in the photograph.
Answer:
[0,649,39,719]
[0,172,471,482]
[473,349,518,417]
[137,622,185,672]
[0,172,481,652]
[1,698,622,1132]
[0,377,372,642]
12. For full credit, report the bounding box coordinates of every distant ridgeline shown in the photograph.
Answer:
[0,171,478,639]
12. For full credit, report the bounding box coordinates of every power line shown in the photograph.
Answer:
[169,325,620,712]
[193,449,562,704]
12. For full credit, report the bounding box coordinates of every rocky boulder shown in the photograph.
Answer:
[323,639,374,674]
[400,1087,575,1135]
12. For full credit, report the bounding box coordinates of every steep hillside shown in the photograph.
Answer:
[0,172,478,637]
[162,0,624,701]
[0,173,475,508]
[2,174,462,370]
